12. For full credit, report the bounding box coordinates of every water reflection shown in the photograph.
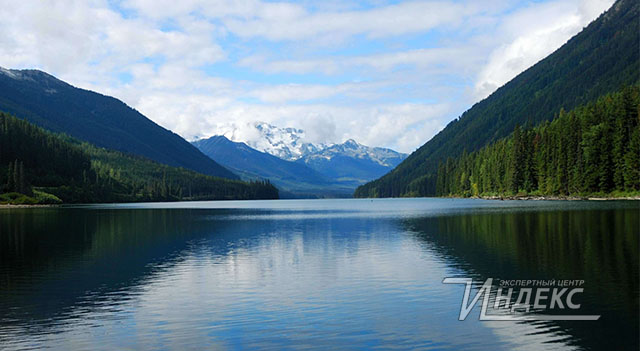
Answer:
[0,200,638,350]
[404,207,639,350]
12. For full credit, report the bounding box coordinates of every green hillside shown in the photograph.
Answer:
[435,87,639,198]
[355,0,639,198]
[0,113,278,204]
[0,68,237,179]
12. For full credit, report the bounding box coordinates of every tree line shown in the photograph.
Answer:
[435,87,640,197]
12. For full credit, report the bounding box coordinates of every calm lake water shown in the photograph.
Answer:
[0,199,638,350]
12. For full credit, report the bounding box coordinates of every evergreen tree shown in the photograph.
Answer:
[624,127,640,190]
[18,161,27,194]
[6,161,14,192]
[509,125,524,193]
[12,160,19,193]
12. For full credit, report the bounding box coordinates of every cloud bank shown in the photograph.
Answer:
[0,0,614,152]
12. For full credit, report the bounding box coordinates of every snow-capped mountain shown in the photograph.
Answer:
[298,139,407,184]
[221,122,328,161]
[303,139,406,168]
[204,122,408,195]
[219,122,406,168]
[253,122,328,161]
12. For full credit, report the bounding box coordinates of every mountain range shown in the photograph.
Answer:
[193,127,407,197]
[0,67,237,180]
[355,0,639,198]
[300,139,407,181]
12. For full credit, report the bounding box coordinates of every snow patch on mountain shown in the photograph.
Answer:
[0,66,31,81]
[211,121,407,167]
[305,139,407,168]
[213,121,329,161]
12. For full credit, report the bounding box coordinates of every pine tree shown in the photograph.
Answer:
[6,161,14,192]
[509,125,524,194]
[12,160,19,193]
[624,127,640,190]
[18,161,26,194]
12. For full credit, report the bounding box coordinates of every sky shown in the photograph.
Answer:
[0,0,614,153]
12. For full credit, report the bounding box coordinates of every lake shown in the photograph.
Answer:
[0,199,638,350]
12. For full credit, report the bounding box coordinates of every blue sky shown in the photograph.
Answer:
[0,0,614,152]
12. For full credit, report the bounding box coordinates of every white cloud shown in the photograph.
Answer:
[0,1,225,82]
[239,47,481,76]
[300,114,338,144]
[223,1,476,41]
[473,0,614,100]
[0,0,616,154]
[121,0,489,40]
[247,82,387,103]
[137,93,448,153]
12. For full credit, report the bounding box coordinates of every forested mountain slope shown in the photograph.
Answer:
[0,113,277,204]
[0,67,237,179]
[355,0,639,198]
[436,87,639,197]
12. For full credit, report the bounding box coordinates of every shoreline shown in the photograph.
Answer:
[474,195,640,201]
[0,204,60,209]
[1,196,639,208]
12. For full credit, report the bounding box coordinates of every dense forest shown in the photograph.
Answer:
[434,87,639,198]
[0,113,278,204]
[355,0,639,198]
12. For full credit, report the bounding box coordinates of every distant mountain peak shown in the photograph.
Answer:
[0,67,74,91]
[1,67,48,78]
[0,66,17,78]
[305,139,407,168]
[255,121,304,135]
[343,139,358,147]
[218,121,328,161]
[211,121,407,171]
[0,67,37,82]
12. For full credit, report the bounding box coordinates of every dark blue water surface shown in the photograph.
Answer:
[0,199,638,350]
